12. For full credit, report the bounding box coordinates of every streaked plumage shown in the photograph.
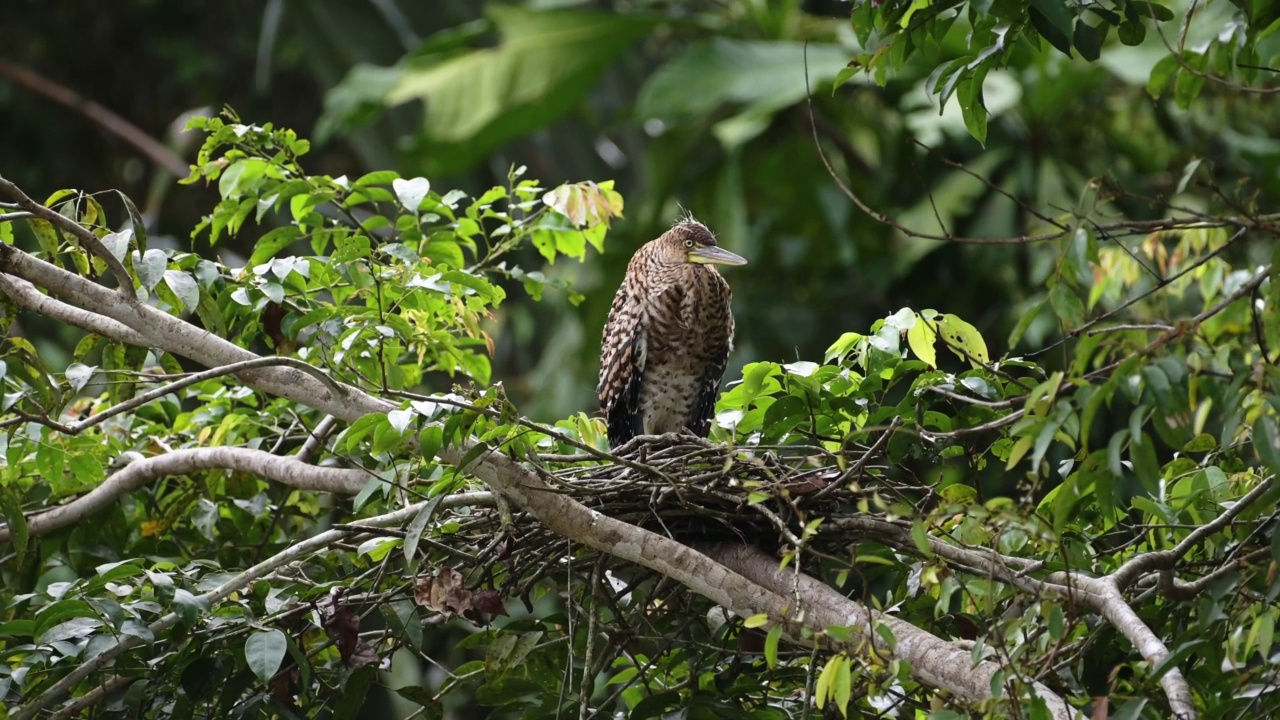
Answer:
[597,217,747,448]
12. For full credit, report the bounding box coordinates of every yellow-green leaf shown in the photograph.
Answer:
[906,312,938,368]
[939,313,990,366]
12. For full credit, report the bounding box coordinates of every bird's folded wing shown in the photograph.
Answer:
[598,285,645,446]
[690,344,728,438]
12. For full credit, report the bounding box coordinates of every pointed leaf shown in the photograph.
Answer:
[245,629,288,683]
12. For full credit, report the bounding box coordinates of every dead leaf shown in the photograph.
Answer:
[316,587,379,669]
[414,567,473,618]
[469,589,508,626]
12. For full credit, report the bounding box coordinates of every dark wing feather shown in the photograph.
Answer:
[687,273,734,438]
[598,281,645,448]
[688,348,728,438]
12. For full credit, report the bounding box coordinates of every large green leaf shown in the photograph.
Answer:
[385,6,655,174]
[636,38,852,119]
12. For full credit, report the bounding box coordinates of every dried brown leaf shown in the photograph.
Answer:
[316,587,379,669]
[414,567,473,618]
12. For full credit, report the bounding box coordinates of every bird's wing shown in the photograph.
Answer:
[689,276,734,438]
[598,282,645,447]
[689,342,729,438]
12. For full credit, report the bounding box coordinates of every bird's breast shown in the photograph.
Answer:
[636,269,734,435]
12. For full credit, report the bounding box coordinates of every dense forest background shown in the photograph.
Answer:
[5,1,1280,718]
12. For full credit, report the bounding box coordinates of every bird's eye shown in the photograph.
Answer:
[684,239,694,249]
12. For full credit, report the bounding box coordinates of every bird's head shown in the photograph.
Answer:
[656,217,748,267]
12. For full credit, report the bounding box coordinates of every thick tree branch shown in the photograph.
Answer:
[704,542,1080,719]
[829,516,1196,717]
[23,356,348,436]
[0,244,365,416]
[0,272,149,345]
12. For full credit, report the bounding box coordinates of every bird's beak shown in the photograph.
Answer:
[688,245,747,266]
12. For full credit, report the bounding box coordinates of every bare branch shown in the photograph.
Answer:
[0,60,191,177]
[445,442,1078,717]
[0,447,383,542]
[0,244,365,417]
[39,356,347,435]
[1110,475,1275,591]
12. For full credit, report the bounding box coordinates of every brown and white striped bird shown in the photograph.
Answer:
[597,217,747,448]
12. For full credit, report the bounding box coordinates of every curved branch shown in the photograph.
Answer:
[0,447,378,542]
[35,356,346,436]
[0,177,135,299]
[0,244,365,416]
[0,60,191,177]
[1111,476,1275,591]
[829,516,1196,717]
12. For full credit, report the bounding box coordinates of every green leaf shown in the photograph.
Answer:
[833,655,852,717]
[101,231,134,262]
[135,248,167,291]
[68,453,104,485]
[248,227,301,266]
[1255,415,1280,476]
[333,665,377,720]
[162,271,199,314]
[403,494,445,566]
[245,629,288,683]
[1007,435,1034,469]
[1130,1,1176,22]
[638,39,851,119]
[939,484,977,504]
[938,314,990,366]
[1147,54,1180,98]
[764,624,782,669]
[393,177,431,213]
[354,170,400,188]
[1073,20,1103,61]
[1118,19,1147,45]
[218,158,268,200]
[64,363,95,392]
[956,70,990,146]
[36,443,66,487]
[743,613,769,629]
[27,218,62,261]
[381,7,657,175]
[814,654,840,709]
[1029,0,1076,56]
[1173,53,1207,109]
[0,483,28,570]
[1048,283,1085,328]
[1008,299,1046,348]
[910,520,934,558]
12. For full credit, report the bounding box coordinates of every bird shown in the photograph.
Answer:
[597,216,747,448]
